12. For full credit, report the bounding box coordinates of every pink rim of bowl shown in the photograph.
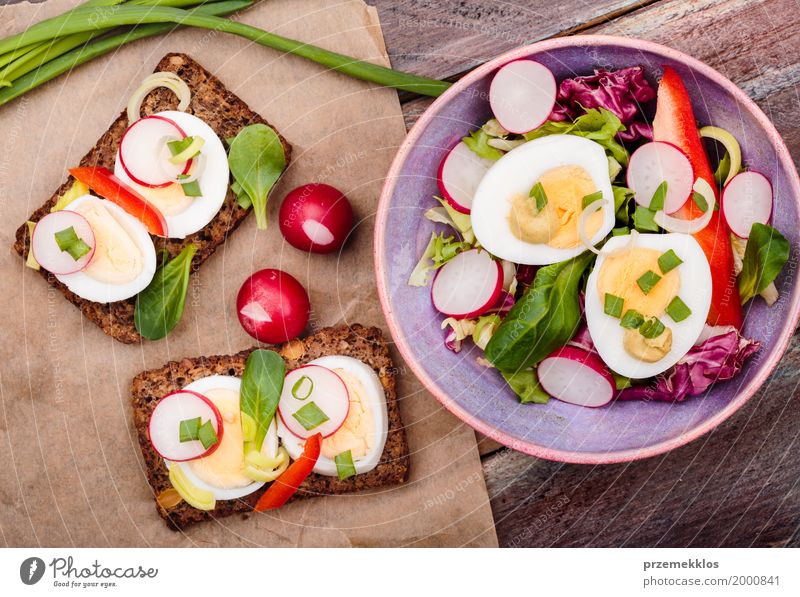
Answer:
[374,35,800,464]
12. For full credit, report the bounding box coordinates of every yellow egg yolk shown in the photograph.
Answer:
[73,201,143,284]
[188,388,252,489]
[508,165,603,248]
[596,248,680,318]
[128,180,193,216]
[321,369,375,460]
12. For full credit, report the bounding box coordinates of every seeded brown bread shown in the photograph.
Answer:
[130,324,410,530]
[12,53,292,344]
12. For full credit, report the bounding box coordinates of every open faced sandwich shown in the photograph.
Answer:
[131,324,409,530]
[14,53,290,343]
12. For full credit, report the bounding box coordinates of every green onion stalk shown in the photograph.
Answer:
[0,1,450,107]
[0,1,220,83]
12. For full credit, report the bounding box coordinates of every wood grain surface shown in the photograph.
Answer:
[2,0,798,547]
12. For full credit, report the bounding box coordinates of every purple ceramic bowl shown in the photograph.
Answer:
[375,35,800,464]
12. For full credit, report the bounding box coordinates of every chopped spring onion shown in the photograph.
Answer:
[604,293,624,318]
[636,270,661,295]
[691,190,708,212]
[529,182,548,212]
[648,180,668,211]
[197,419,218,449]
[179,417,202,443]
[291,375,314,401]
[54,225,91,260]
[167,135,204,164]
[666,296,692,322]
[633,205,659,232]
[334,450,357,481]
[658,249,683,274]
[177,174,202,197]
[127,71,191,124]
[581,190,604,209]
[292,401,329,431]
[654,178,716,234]
[167,140,205,196]
[620,309,645,329]
[639,317,666,339]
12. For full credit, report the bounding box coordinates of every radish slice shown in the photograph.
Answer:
[437,141,494,214]
[537,346,615,408]
[148,390,224,462]
[722,171,773,238]
[31,210,96,275]
[431,249,503,318]
[278,365,350,439]
[627,141,694,213]
[489,60,556,134]
[118,115,191,188]
[654,178,716,234]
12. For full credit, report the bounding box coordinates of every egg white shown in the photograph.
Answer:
[584,233,712,379]
[114,110,230,240]
[277,356,389,477]
[168,375,279,501]
[55,194,157,303]
[470,134,616,265]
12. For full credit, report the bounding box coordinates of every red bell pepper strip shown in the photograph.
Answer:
[69,166,168,237]
[652,66,743,328]
[254,433,321,511]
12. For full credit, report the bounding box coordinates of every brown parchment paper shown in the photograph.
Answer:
[0,0,498,547]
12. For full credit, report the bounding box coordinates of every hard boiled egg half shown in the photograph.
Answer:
[55,194,157,303]
[277,356,388,477]
[471,134,615,265]
[167,375,280,501]
[585,233,712,379]
[114,111,230,239]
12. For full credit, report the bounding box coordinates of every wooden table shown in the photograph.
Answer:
[370,0,800,548]
[3,0,798,547]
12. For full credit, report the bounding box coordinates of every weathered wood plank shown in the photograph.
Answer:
[370,0,657,78]
[485,329,800,547]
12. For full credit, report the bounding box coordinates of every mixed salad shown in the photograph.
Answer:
[410,61,790,408]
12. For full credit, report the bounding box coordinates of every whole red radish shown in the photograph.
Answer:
[237,269,310,343]
[279,183,353,253]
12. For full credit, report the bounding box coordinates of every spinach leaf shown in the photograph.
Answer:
[501,369,549,404]
[485,251,594,372]
[228,124,286,229]
[240,349,286,451]
[462,128,503,161]
[738,223,790,304]
[134,244,197,340]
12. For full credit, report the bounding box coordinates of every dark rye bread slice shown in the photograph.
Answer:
[130,324,410,530]
[13,53,292,344]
